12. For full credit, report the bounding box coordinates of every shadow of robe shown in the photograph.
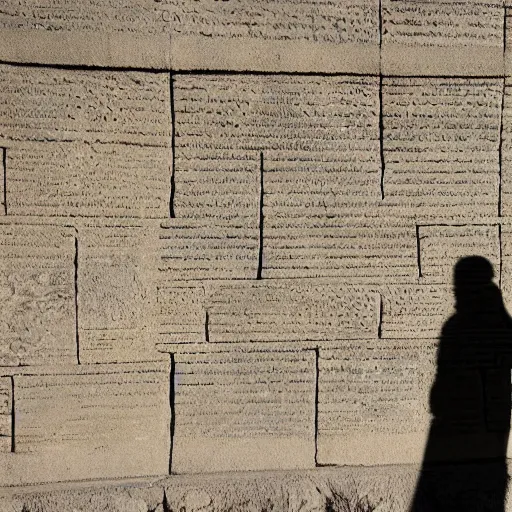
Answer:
[409,256,512,512]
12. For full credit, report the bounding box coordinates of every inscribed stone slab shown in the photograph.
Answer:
[383,0,503,48]
[0,64,170,146]
[78,224,161,364]
[382,0,504,75]
[382,78,502,217]
[6,142,171,218]
[0,1,380,72]
[159,220,259,281]
[172,350,315,473]
[380,285,454,339]
[0,362,169,485]
[205,281,379,342]
[317,342,435,465]
[0,224,76,366]
[264,222,418,282]
[417,225,501,285]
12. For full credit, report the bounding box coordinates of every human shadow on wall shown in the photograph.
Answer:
[409,256,512,511]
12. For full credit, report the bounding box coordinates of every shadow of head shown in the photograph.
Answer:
[453,255,499,314]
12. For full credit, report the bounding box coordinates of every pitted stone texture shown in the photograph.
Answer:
[78,224,162,364]
[0,362,170,485]
[382,77,502,217]
[318,341,435,466]
[0,223,76,366]
[6,142,171,219]
[382,0,504,75]
[5,464,512,512]
[204,281,379,342]
[0,65,170,146]
[418,225,501,285]
[0,1,380,73]
[172,350,316,472]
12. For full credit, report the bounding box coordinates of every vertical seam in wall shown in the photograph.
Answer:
[74,234,80,365]
[499,223,503,289]
[169,73,176,219]
[10,376,14,453]
[204,309,210,342]
[416,225,422,279]
[499,76,505,217]
[378,0,383,51]
[378,0,384,200]
[378,293,383,339]
[257,151,264,280]
[169,353,176,475]
[2,148,6,215]
[378,0,385,199]
[314,346,319,466]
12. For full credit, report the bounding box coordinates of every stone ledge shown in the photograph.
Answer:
[1,463,512,512]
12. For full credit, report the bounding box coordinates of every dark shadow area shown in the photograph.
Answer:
[410,256,512,511]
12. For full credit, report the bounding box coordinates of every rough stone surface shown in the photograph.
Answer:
[172,350,316,472]
[2,465,512,511]
[2,0,512,504]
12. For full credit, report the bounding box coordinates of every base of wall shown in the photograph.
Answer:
[1,462,511,512]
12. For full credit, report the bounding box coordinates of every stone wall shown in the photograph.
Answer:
[0,0,511,489]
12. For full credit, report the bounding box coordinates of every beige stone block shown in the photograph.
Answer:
[166,0,379,46]
[7,142,171,218]
[382,78,502,217]
[172,436,315,474]
[381,285,454,339]
[317,343,435,465]
[0,64,170,146]
[0,362,170,484]
[499,82,512,217]
[171,37,379,74]
[205,280,379,342]
[418,225,501,285]
[264,223,418,282]
[78,225,162,364]
[0,0,379,72]
[382,0,503,76]
[157,284,206,344]
[159,220,259,281]
[382,45,504,77]
[173,74,260,223]
[0,29,171,69]
[0,223,76,366]
[318,431,430,466]
[0,1,167,37]
[172,350,315,473]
